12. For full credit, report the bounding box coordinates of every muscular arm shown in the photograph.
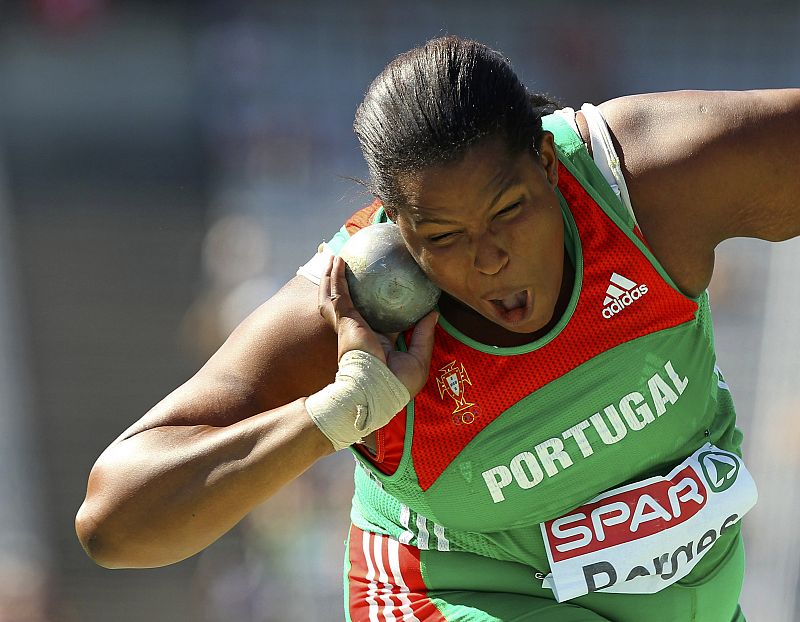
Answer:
[599,89,800,295]
[76,276,339,568]
[76,257,437,570]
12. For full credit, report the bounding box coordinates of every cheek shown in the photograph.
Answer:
[410,246,479,302]
[539,222,564,264]
[415,251,463,291]
[513,209,564,277]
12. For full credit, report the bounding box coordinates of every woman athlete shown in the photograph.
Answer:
[77,36,800,621]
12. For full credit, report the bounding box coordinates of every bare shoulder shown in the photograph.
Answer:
[598,90,800,296]
[122,275,338,438]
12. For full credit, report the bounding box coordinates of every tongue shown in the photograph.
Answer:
[499,291,526,311]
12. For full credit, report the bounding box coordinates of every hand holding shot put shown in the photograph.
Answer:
[308,254,437,450]
[338,222,440,333]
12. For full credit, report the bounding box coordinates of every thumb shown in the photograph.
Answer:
[406,310,439,366]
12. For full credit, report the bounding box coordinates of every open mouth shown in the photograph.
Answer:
[490,291,528,312]
[487,289,532,324]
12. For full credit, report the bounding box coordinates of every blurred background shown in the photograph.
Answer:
[0,0,798,620]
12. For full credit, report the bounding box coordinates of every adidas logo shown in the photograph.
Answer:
[602,272,648,319]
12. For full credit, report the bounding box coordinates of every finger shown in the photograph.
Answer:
[317,255,338,331]
[320,254,334,298]
[329,256,387,361]
[330,255,359,319]
[405,309,439,365]
[330,255,347,300]
[329,256,362,330]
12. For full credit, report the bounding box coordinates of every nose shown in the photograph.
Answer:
[473,231,509,275]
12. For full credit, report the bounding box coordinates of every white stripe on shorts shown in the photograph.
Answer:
[373,534,398,622]
[362,530,381,622]
[386,538,421,622]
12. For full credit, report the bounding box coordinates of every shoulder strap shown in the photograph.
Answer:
[543,111,636,231]
[580,103,638,227]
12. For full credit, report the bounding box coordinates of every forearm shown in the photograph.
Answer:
[75,398,333,569]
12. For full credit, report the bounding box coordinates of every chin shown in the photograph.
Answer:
[502,317,549,335]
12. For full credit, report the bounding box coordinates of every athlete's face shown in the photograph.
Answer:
[392,133,565,335]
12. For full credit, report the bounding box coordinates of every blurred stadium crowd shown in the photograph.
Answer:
[0,0,799,620]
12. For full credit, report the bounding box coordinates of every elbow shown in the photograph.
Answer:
[75,483,193,569]
[75,502,161,569]
[75,459,135,568]
[75,502,123,569]
[75,447,169,569]
[75,472,149,569]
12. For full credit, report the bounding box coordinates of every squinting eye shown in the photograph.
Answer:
[497,202,522,216]
[428,232,456,243]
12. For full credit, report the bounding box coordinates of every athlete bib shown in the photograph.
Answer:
[541,443,757,602]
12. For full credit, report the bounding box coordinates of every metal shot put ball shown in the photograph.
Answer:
[339,222,441,333]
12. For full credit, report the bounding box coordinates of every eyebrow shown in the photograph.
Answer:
[485,166,520,208]
[410,211,461,226]
[410,170,520,226]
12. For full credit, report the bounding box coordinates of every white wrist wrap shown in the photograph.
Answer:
[305,350,410,451]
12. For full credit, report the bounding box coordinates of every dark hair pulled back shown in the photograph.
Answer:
[353,35,560,211]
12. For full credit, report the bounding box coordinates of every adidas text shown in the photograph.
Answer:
[602,273,648,319]
[602,284,649,318]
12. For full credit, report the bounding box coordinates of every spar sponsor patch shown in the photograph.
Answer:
[540,443,757,602]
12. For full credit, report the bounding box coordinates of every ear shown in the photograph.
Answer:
[536,131,559,188]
